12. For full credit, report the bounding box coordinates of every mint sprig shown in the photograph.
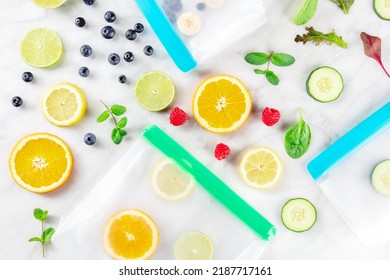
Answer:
[245,52,295,85]
[97,101,128,144]
[28,208,55,258]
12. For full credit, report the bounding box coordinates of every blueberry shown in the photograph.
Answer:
[22,72,33,82]
[78,67,90,77]
[104,11,116,23]
[101,26,116,39]
[125,29,137,41]
[134,23,144,33]
[143,45,154,56]
[80,45,93,57]
[75,17,86,27]
[164,9,177,23]
[163,0,182,12]
[108,53,120,65]
[84,133,96,146]
[196,2,206,11]
[123,51,134,62]
[83,0,95,5]
[119,75,127,84]
[12,96,23,107]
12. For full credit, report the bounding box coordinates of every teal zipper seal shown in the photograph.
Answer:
[308,101,390,181]
[135,0,197,72]
[143,125,276,242]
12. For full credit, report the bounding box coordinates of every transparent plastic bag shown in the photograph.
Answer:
[53,125,275,259]
[135,0,266,72]
[308,101,390,248]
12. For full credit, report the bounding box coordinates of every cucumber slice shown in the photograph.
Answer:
[371,160,390,195]
[374,0,390,20]
[306,66,344,103]
[281,198,317,232]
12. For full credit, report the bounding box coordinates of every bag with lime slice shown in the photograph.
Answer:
[54,125,275,259]
[135,0,266,72]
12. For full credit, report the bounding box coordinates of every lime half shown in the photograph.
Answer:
[32,0,66,8]
[20,28,63,68]
[174,232,214,260]
[134,71,175,111]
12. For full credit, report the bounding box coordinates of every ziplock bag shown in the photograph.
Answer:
[53,125,276,259]
[135,0,266,72]
[308,102,390,248]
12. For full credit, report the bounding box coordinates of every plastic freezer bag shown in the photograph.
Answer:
[135,0,266,72]
[53,125,276,259]
[308,102,390,248]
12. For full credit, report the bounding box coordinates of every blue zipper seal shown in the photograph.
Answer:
[308,101,390,181]
[135,0,197,72]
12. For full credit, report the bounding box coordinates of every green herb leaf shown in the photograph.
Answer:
[119,129,127,136]
[33,208,48,222]
[254,69,265,75]
[264,70,280,85]
[271,53,296,67]
[117,117,128,129]
[111,105,127,116]
[28,237,41,242]
[295,27,348,49]
[284,111,311,159]
[111,128,123,145]
[245,52,269,65]
[293,0,318,25]
[42,227,55,243]
[329,0,354,14]
[97,111,110,123]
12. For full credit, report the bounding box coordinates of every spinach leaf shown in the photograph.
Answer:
[284,111,311,159]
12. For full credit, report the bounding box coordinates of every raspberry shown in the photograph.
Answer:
[214,143,230,161]
[262,107,281,126]
[170,107,188,126]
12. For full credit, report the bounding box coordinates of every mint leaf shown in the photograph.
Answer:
[97,111,110,123]
[271,53,295,67]
[254,69,265,75]
[111,105,126,116]
[295,27,348,49]
[33,208,48,221]
[42,228,55,243]
[111,128,123,144]
[293,0,318,25]
[29,237,41,242]
[329,0,354,14]
[119,129,127,136]
[245,52,269,65]
[118,117,128,129]
[264,70,280,85]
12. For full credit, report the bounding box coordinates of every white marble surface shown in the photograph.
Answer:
[1,0,390,259]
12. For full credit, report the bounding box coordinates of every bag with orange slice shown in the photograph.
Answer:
[53,126,276,260]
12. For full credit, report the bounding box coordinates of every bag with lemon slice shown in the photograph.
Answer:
[54,125,276,260]
[135,0,266,72]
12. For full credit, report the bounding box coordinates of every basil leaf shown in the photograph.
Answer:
[42,227,55,243]
[97,110,110,123]
[284,112,311,159]
[245,52,269,65]
[329,0,354,14]
[118,117,128,129]
[264,70,280,85]
[111,105,127,116]
[254,69,265,75]
[271,53,296,67]
[293,0,318,25]
[28,237,41,242]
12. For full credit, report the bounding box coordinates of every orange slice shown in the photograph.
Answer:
[9,133,73,193]
[192,74,252,134]
[103,209,159,260]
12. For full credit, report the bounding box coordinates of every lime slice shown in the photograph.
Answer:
[41,83,87,127]
[134,71,175,111]
[32,0,66,8]
[174,232,214,260]
[152,158,195,201]
[20,28,63,68]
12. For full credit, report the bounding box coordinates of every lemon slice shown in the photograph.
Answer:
[152,158,195,201]
[134,71,175,111]
[20,28,63,68]
[41,83,87,127]
[239,146,283,189]
[32,0,66,8]
[174,232,214,260]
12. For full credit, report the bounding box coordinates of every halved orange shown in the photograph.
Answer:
[9,133,73,193]
[192,74,252,134]
[103,209,159,260]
